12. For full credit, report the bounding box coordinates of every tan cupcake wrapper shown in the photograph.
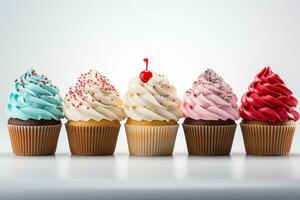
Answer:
[8,125,61,156]
[65,124,120,156]
[240,123,296,156]
[182,124,236,156]
[125,124,179,156]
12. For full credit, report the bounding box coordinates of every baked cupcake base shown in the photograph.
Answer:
[125,119,179,156]
[65,120,120,156]
[183,119,236,156]
[8,126,61,156]
[241,120,296,156]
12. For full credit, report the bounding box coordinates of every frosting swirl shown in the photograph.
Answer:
[6,68,63,121]
[181,69,239,121]
[240,67,299,122]
[63,70,125,121]
[124,73,182,122]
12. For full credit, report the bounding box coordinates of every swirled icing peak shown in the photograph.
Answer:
[63,70,125,121]
[6,68,63,121]
[181,69,239,121]
[124,72,183,122]
[240,67,299,122]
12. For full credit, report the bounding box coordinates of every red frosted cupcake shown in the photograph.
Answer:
[240,67,299,156]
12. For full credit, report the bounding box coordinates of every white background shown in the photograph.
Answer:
[0,0,299,154]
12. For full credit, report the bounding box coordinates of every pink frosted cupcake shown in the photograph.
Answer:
[181,69,239,155]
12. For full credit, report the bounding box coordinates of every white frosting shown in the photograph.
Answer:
[124,73,182,122]
[63,70,125,121]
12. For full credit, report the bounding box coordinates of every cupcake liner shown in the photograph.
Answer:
[125,125,179,156]
[182,124,236,156]
[240,123,296,156]
[65,124,120,156]
[8,125,61,156]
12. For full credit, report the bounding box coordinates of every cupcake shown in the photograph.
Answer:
[240,67,299,156]
[181,69,239,156]
[63,70,125,156]
[124,58,182,156]
[6,68,63,156]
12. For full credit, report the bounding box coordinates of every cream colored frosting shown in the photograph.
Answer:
[63,70,125,121]
[124,73,182,122]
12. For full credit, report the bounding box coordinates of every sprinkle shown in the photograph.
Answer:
[189,69,234,103]
[65,70,119,105]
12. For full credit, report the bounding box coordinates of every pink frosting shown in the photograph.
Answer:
[181,69,239,121]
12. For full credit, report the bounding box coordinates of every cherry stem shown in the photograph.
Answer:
[144,58,149,71]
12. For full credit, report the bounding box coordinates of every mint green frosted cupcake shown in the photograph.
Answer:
[6,68,64,156]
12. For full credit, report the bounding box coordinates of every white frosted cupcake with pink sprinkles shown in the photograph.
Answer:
[63,70,125,156]
[181,69,239,156]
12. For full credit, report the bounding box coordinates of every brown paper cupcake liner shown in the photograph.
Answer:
[240,124,296,156]
[182,124,236,156]
[8,125,61,156]
[125,125,179,156]
[65,124,120,156]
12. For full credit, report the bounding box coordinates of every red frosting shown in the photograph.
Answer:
[240,67,299,122]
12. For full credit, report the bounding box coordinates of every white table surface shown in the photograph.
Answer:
[1,152,300,200]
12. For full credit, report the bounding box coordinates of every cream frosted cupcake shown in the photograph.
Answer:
[124,58,182,156]
[181,69,239,155]
[6,68,63,156]
[63,70,125,156]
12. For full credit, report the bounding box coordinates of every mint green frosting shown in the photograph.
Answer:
[6,68,63,121]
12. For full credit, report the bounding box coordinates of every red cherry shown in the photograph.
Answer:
[139,58,153,83]
[140,71,153,83]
